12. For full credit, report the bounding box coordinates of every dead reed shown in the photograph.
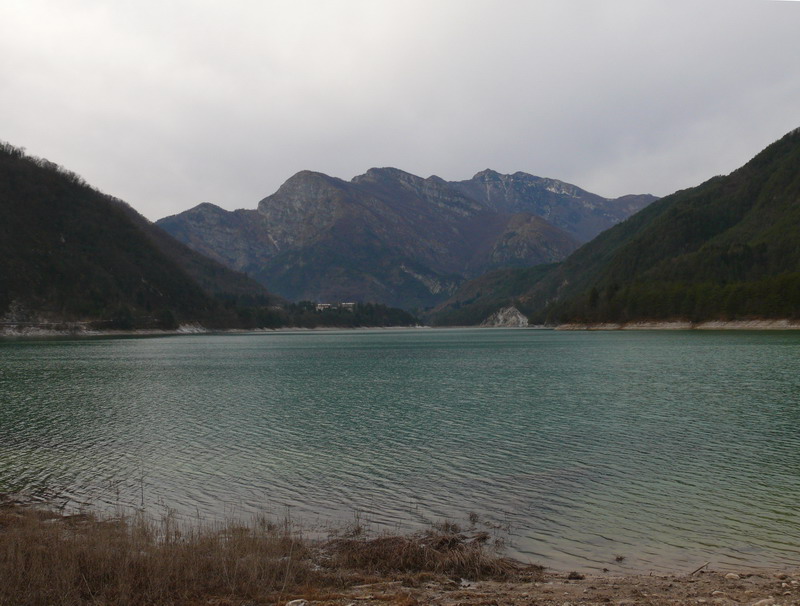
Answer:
[0,502,540,605]
[325,527,524,580]
[0,506,314,605]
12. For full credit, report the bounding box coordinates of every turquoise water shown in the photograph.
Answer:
[1,328,799,572]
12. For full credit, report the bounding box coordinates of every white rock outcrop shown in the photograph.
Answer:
[480,306,529,327]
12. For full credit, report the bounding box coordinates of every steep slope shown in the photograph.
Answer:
[540,128,800,323]
[158,168,652,308]
[0,143,273,328]
[155,203,274,272]
[433,128,800,325]
[451,170,656,242]
[122,203,276,301]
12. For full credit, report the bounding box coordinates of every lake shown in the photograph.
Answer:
[1,328,799,573]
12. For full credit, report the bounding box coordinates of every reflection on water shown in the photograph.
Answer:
[1,328,799,572]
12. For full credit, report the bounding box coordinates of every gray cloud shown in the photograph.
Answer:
[1,0,798,220]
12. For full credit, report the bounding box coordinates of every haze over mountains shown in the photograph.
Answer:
[432,127,800,326]
[158,169,655,309]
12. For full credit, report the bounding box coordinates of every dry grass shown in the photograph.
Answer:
[0,502,540,606]
[0,505,315,605]
[324,522,542,582]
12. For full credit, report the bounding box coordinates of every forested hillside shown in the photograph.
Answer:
[535,127,800,323]
[0,143,229,327]
[431,128,800,325]
[0,142,419,330]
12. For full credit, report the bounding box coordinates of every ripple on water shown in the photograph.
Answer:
[1,329,800,571]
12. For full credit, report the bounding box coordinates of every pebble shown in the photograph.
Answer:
[751,598,775,606]
[711,590,727,597]
[725,573,741,580]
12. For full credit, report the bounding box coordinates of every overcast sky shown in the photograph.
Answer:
[2,1,798,221]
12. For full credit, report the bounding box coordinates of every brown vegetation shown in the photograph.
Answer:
[5,499,797,606]
[0,502,539,606]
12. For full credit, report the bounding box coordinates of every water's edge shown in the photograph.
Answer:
[2,329,799,573]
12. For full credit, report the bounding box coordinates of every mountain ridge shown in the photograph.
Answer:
[158,168,654,308]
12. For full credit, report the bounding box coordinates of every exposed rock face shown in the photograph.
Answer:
[157,168,655,309]
[155,203,274,270]
[480,306,530,327]
[452,170,656,242]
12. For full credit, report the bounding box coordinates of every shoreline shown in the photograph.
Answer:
[0,323,430,339]
[7,319,800,339]
[4,491,797,578]
[556,319,800,331]
[2,495,798,605]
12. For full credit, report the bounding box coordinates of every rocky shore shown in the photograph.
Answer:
[296,569,800,605]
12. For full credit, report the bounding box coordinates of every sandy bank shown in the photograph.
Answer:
[557,319,800,331]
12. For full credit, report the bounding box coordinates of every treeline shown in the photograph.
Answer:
[234,301,419,329]
[0,141,91,190]
[544,273,800,324]
[89,300,419,330]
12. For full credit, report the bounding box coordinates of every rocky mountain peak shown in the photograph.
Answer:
[256,171,351,248]
[158,165,656,309]
[261,170,346,207]
[352,167,418,184]
[181,202,229,217]
[351,166,484,217]
[472,168,504,181]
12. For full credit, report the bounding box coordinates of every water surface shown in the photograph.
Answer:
[1,328,799,572]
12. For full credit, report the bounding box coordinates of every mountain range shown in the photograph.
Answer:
[157,169,656,309]
[431,127,800,325]
[8,125,794,330]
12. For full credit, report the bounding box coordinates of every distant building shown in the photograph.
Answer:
[315,302,356,312]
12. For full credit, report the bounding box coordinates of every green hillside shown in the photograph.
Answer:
[0,142,272,328]
[432,127,800,325]
[536,127,800,323]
